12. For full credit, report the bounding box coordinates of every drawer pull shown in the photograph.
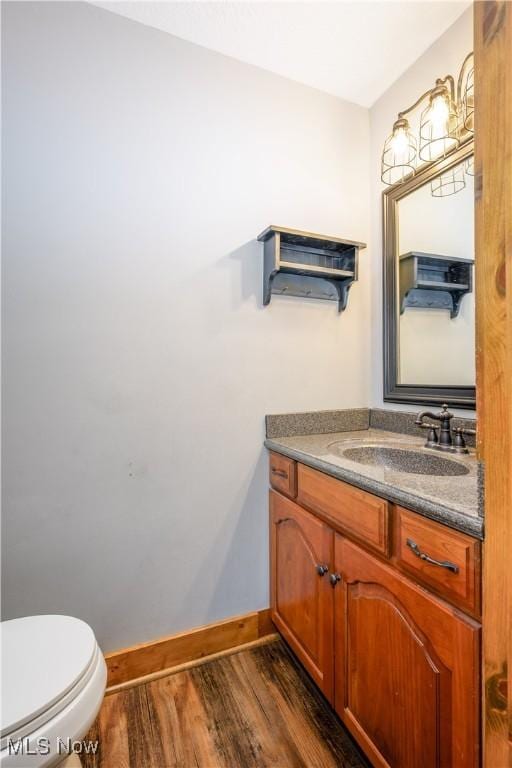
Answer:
[271,467,288,479]
[406,538,459,574]
[316,564,329,576]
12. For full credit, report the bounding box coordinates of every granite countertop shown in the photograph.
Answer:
[265,427,483,539]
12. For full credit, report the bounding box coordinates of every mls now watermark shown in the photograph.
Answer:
[8,737,99,757]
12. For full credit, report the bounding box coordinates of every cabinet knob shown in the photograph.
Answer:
[316,564,329,576]
[329,572,341,587]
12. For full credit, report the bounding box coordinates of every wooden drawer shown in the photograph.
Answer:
[394,506,481,616]
[297,464,390,556]
[269,452,297,498]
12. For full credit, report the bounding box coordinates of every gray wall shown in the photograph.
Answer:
[2,2,370,651]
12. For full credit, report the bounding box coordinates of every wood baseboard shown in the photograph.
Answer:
[106,634,279,695]
[105,608,275,690]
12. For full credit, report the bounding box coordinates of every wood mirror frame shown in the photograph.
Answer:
[382,137,475,408]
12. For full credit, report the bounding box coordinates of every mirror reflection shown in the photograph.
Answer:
[396,157,475,386]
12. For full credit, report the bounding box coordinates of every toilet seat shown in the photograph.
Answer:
[0,616,107,767]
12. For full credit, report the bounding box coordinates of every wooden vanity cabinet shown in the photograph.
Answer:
[297,463,390,556]
[269,458,481,768]
[269,490,334,700]
[393,505,481,618]
[334,536,480,768]
[269,451,297,499]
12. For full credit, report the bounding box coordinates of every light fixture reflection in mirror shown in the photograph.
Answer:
[431,164,466,198]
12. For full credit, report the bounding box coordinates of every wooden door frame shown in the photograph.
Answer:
[475,2,512,765]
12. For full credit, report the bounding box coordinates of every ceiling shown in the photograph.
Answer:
[94,1,471,107]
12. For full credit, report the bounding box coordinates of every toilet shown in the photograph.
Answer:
[1,615,107,767]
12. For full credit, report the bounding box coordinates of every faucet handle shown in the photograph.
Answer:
[417,422,439,446]
[416,420,437,430]
[453,426,474,454]
[454,425,476,436]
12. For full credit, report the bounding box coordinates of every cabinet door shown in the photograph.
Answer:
[270,490,334,700]
[334,535,480,768]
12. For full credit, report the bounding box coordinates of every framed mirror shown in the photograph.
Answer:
[383,139,475,408]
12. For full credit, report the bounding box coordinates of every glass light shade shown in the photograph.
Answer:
[381,119,417,185]
[419,88,459,162]
[431,164,466,197]
[462,67,474,133]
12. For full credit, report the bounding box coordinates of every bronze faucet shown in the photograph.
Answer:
[415,404,476,454]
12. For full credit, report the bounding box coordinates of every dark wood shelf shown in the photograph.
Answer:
[257,226,366,312]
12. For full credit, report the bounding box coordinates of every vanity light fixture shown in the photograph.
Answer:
[462,66,474,132]
[381,118,417,185]
[418,82,459,162]
[381,52,474,193]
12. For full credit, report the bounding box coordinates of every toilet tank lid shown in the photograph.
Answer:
[1,615,99,737]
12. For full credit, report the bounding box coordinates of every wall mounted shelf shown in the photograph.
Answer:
[257,226,366,312]
[399,251,474,319]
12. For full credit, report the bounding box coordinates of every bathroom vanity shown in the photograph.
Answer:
[265,413,481,768]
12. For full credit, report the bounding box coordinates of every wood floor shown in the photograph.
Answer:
[82,638,369,768]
